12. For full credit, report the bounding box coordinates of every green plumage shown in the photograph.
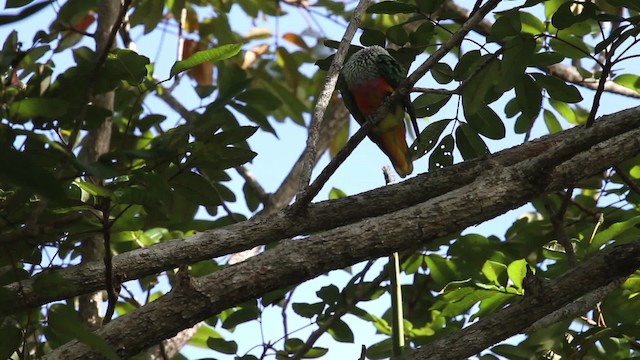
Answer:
[337,46,419,177]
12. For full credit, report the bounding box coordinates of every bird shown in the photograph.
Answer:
[338,45,419,178]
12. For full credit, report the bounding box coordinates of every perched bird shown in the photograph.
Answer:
[338,45,419,178]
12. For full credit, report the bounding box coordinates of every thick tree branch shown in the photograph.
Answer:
[408,245,639,360]
[3,106,640,316]
[38,106,640,358]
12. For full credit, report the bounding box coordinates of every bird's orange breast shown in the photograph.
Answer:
[351,77,395,116]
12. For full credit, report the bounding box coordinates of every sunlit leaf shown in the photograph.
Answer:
[170,43,242,78]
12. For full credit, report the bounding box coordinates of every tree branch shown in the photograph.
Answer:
[3,106,640,316]
[408,243,640,360]
[37,106,640,359]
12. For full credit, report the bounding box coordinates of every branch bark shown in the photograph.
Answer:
[34,105,640,359]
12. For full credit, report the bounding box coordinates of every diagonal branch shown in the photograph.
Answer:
[297,0,371,198]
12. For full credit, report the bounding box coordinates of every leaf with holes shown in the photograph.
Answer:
[411,119,451,160]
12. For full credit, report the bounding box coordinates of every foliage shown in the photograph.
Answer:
[1,0,640,359]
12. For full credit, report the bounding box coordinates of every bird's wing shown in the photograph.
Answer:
[376,53,420,142]
[337,72,367,127]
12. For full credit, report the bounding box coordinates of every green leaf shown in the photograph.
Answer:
[528,51,564,67]
[549,35,591,59]
[466,105,506,140]
[591,215,640,250]
[532,73,583,103]
[594,24,630,54]
[206,337,238,354]
[325,318,355,343]
[471,292,514,321]
[235,88,282,111]
[416,0,446,13]
[501,35,536,84]
[413,92,451,118]
[221,305,260,330]
[454,50,481,81]
[6,0,35,8]
[549,98,578,124]
[461,57,500,114]
[490,10,521,40]
[212,126,258,145]
[74,180,113,197]
[543,109,563,134]
[430,62,454,84]
[360,28,386,47]
[425,253,458,288]
[551,1,578,29]
[514,73,542,133]
[506,259,528,290]
[366,338,393,359]
[231,102,276,135]
[482,260,507,286]
[189,326,224,348]
[428,134,454,171]
[456,123,490,160]
[0,0,52,25]
[292,302,325,318]
[329,187,347,200]
[367,1,418,14]
[317,284,340,304]
[386,24,408,46]
[48,305,119,360]
[440,288,497,317]
[284,338,328,358]
[9,98,70,119]
[520,11,546,34]
[411,118,451,160]
[409,21,434,47]
[613,74,640,93]
[0,322,21,359]
[170,43,242,78]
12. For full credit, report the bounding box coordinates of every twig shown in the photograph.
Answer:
[548,188,577,268]
[383,166,405,357]
[586,60,613,128]
[412,87,459,95]
[102,198,119,324]
[613,166,640,196]
[296,0,371,199]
